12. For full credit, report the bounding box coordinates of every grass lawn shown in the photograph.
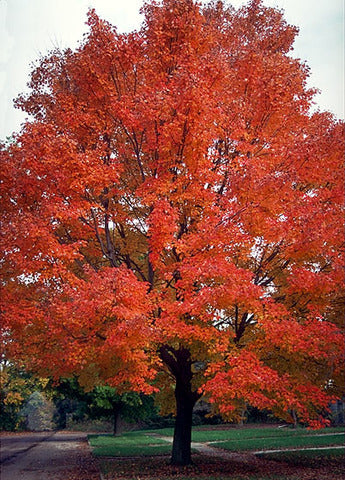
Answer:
[190,425,343,443]
[90,425,345,479]
[89,431,172,456]
[212,432,344,452]
[257,447,344,463]
[89,425,344,456]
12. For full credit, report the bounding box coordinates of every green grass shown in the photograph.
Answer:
[92,426,345,479]
[89,425,344,458]
[90,431,169,446]
[141,427,174,436]
[258,447,344,460]
[92,443,172,456]
[212,433,344,452]
[257,447,345,467]
[141,425,343,443]
[89,431,171,457]
[188,426,343,443]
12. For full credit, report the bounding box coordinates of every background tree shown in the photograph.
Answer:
[53,378,159,434]
[1,0,343,465]
[86,386,158,435]
[0,362,49,431]
[20,391,56,431]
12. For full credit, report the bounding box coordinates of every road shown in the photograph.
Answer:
[0,431,100,479]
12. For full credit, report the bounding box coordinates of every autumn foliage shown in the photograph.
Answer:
[1,0,344,465]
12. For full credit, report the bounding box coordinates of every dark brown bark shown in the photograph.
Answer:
[112,402,122,436]
[159,345,201,466]
[171,376,197,465]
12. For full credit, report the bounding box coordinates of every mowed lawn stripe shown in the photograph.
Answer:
[91,444,173,457]
[190,426,344,443]
[89,432,173,456]
[212,433,344,452]
[89,433,169,446]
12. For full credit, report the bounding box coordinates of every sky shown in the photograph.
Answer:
[0,0,344,140]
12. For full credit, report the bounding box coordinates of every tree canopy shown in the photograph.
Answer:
[1,0,344,465]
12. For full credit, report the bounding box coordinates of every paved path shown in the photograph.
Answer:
[0,431,100,480]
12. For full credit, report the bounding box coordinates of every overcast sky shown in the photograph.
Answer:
[0,0,344,140]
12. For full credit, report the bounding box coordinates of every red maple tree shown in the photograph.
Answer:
[1,0,344,465]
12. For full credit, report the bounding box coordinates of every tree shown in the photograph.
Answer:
[21,391,56,431]
[1,0,344,466]
[86,386,156,435]
[53,378,159,434]
[0,362,48,431]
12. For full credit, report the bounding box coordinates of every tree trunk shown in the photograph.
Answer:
[291,409,298,429]
[171,376,196,466]
[159,345,201,466]
[112,402,122,436]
